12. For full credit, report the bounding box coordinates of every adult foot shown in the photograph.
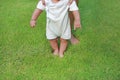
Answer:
[70,35,79,45]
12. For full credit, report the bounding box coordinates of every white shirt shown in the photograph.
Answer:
[37,0,78,39]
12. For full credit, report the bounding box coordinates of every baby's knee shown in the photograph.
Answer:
[60,38,68,43]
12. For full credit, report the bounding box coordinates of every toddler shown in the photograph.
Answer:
[30,0,81,57]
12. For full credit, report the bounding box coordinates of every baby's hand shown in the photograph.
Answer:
[74,20,81,30]
[41,0,45,5]
[30,20,36,28]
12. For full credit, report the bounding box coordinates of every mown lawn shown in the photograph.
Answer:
[0,0,120,80]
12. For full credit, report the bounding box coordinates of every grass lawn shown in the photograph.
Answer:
[0,0,120,80]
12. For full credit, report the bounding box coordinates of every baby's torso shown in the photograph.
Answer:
[45,0,69,21]
[45,0,71,39]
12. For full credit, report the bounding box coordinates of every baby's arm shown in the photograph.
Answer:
[40,0,45,5]
[30,0,45,27]
[30,9,43,27]
[72,10,81,30]
[69,1,81,30]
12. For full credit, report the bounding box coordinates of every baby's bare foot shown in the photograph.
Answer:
[59,53,64,58]
[53,50,59,56]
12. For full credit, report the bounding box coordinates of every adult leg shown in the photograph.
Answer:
[69,0,79,44]
[59,38,68,57]
[49,38,59,55]
[76,0,78,4]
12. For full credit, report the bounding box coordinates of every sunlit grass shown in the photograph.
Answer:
[0,0,120,80]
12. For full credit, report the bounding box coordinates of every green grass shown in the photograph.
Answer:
[0,0,120,80]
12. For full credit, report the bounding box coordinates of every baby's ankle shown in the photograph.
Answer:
[53,49,59,55]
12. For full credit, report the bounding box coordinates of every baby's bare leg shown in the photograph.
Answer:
[59,38,68,57]
[49,38,59,55]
